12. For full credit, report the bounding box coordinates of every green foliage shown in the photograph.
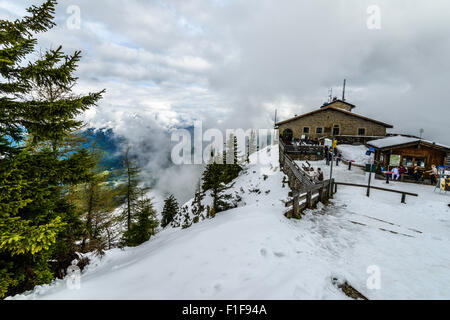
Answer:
[201,144,242,215]
[0,0,105,298]
[122,196,158,247]
[118,147,141,232]
[161,195,179,228]
[68,166,123,253]
[191,180,205,223]
[118,147,158,247]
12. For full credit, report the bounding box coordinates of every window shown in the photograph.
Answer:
[333,125,340,136]
[415,158,426,168]
[358,128,366,136]
[402,157,414,167]
[303,127,310,134]
[402,157,426,168]
[316,127,323,134]
[282,129,293,141]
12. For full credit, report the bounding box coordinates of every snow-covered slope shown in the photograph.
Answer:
[8,146,450,300]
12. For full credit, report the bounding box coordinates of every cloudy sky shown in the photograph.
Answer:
[2,0,450,201]
[2,0,449,141]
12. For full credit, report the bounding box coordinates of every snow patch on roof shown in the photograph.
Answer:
[367,136,420,148]
[368,136,450,150]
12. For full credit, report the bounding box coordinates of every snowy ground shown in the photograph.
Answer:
[336,144,369,166]
[8,146,450,300]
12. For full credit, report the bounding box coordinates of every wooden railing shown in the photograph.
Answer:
[284,179,334,218]
[279,140,419,219]
[279,141,334,218]
[283,144,325,155]
[283,153,315,188]
[333,182,418,204]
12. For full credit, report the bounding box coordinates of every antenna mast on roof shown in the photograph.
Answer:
[342,79,347,101]
[274,109,277,128]
[328,88,333,103]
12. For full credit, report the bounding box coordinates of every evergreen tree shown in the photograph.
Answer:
[191,179,205,224]
[0,0,104,298]
[180,206,192,229]
[201,150,235,214]
[248,130,257,158]
[120,147,141,233]
[233,135,239,164]
[117,147,157,247]
[67,166,122,254]
[122,194,158,247]
[222,134,243,184]
[161,195,179,228]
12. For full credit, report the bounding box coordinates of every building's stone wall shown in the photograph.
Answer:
[279,109,387,140]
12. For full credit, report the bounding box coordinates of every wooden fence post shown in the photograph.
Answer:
[322,186,328,203]
[292,191,300,219]
[307,191,313,209]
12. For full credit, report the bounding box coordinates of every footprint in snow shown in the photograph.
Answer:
[260,248,267,257]
[274,252,286,258]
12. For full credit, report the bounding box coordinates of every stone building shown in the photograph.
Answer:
[276,99,393,144]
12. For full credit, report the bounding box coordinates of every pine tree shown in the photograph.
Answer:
[67,166,122,254]
[191,179,205,224]
[0,0,104,298]
[116,147,158,247]
[161,195,180,228]
[122,194,158,247]
[249,129,257,157]
[225,134,235,165]
[121,147,141,233]
[180,206,192,229]
[202,151,235,214]
[222,134,242,184]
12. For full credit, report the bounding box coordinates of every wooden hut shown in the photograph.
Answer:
[367,136,450,177]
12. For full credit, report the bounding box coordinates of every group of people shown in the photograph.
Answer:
[310,167,324,182]
[388,165,408,181]
[291,137,321,147]
[303,164,324,182]
[386,164,439,185]
[324,146,341,166]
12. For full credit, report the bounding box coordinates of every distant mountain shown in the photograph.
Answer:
[79,128,126,172]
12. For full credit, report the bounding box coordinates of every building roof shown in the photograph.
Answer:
[276,104,393,128]
[367,136,450,152]
[320,99,356,110]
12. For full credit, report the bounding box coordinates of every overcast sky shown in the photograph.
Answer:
[2,0,450,202]
[1,0,449,143]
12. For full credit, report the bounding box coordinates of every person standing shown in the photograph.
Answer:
[336,153,341,166]
[399,165,407,181]
[425,165,438,186]
[383,168,393,184]
[412,165,421,181]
